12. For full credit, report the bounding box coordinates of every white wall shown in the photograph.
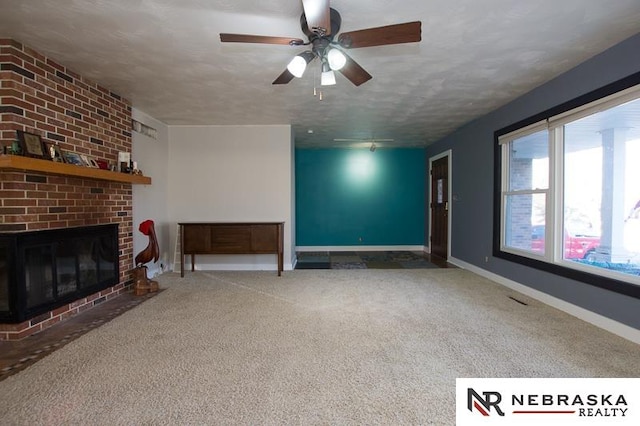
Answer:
[132,108,170,277]
[167,125,294,271]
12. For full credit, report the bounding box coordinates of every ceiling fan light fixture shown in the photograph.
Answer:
[287,51,315,78]
[321,69,336,86]
[287,56,307,78]
[327,48,347,71]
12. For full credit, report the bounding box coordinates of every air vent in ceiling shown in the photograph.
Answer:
[132,119,157,139]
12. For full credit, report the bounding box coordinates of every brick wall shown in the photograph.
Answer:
[0,39,135,338]
[506,156,534,250]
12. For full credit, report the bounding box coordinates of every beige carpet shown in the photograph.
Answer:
[0,269,638,425]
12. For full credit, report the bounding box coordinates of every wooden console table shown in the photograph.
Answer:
[179,222,284,277]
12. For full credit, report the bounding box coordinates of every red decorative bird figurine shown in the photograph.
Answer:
[133,219,160,295]
[135,219,159,266]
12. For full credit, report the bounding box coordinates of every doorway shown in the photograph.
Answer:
[429,151,451,260]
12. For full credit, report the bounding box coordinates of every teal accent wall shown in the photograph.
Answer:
[296,148,425,246]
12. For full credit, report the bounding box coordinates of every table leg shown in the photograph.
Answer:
[180,225,185,278]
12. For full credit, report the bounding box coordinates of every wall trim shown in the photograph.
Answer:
[296,245,425,252]
[449,257,640,345]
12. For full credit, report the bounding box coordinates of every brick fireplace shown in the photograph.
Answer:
[0,39,136,340]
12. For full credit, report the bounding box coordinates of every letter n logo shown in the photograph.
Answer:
[467,388,505,416]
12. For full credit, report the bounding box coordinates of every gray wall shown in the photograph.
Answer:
[425,33,640,329]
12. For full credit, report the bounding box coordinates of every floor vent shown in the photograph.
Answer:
[508,296,528,306]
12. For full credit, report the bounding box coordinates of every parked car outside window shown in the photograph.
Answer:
[531,225,600,260]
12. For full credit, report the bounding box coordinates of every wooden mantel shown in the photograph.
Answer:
[0,154,151,185]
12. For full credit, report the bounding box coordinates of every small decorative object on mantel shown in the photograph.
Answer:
[133,219,160,296]
[3,140,22,155]
[45,142,64,162]
[132,160,144,175]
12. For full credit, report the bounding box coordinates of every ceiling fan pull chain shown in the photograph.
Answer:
[313,64,317,97]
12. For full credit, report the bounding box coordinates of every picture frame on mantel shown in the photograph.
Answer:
[16,130,46,159]
[61,150,84,166]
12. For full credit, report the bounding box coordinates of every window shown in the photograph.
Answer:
[501,126,549,256]
[496,78,640,297]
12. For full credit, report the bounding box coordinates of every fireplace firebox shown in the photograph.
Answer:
[0,224,119,323]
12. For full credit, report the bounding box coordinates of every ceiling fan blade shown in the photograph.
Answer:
[220,33,304,45]
[338,52,372,86]
[272,69,296,85]
[338,21,422,49]
[301,0,331,35]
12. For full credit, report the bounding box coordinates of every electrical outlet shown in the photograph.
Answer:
[484,256,489,263]
[358,236,363,242]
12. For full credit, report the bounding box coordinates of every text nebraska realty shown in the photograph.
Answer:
[470,389,629,417]
[512,393,628,417]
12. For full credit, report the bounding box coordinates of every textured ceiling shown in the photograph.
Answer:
[0,0,639,148]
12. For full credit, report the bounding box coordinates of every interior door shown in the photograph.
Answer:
[430,156,449,259]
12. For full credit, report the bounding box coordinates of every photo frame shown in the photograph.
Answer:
[95,159,109,170]
[45,143,64,162]
[81,155,99,168]
[118,151,131,173]
[16,130,46,159]
[79,154,91,167]
[62,150,84,166]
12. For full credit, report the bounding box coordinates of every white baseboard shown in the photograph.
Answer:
[175,253,294,273]
[296,245,425,252]
[449,257,640,345]
[188,263,295,272]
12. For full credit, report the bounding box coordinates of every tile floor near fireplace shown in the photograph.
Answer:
[296,250,452,269]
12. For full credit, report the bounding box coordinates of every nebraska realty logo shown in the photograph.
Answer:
[456,378,640,425]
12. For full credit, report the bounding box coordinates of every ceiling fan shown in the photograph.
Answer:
[220,0,421,87]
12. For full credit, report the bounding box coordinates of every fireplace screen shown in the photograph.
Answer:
[25,245,54,309]
[0,224,119,323]
[0,240,9,313]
